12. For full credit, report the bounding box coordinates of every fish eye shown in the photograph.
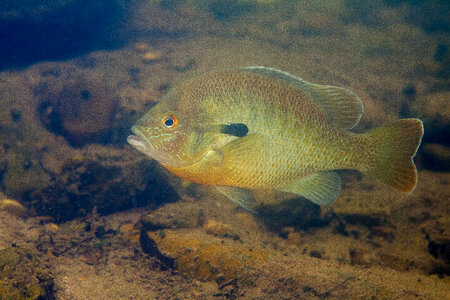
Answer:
[162,115,178,128]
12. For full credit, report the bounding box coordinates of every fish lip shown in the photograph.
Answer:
[126,134,145,146]
[127,126,155,152]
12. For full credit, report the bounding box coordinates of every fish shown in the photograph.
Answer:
[127,66,424,212]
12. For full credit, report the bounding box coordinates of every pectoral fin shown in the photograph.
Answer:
[281,171,341,206]
[216,186,256,213]
[219,133,264,161]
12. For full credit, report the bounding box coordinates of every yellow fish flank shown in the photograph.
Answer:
[128,67,424,211]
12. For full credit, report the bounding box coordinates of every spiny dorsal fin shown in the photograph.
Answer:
[280,171,341,206]
[242,66,363,129]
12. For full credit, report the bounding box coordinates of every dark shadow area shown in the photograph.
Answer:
[345,0,450,33]
[0,0,131,71]
[256,197,328,233]
[207,0,256,21]
[418,143,450,172]
[24,159,180,223]
[421,123,450,147]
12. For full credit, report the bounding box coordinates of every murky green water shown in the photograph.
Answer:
[0,1,448,299]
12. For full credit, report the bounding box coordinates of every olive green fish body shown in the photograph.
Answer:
[164,70,367,188]
[128,67,424,210]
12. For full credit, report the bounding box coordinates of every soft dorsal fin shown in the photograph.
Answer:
[242,66,363,129]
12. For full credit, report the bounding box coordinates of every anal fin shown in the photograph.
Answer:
[281,171,341,206]
[216,186,256,213]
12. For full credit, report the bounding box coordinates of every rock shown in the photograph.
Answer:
[341,0,383,26]
[301,11,342,35]
[296,1,345,36]
[433,44,448,63]
[203,219,233,237]
[349,247,377,266]
[0,198,27,218]
[140,200,203,231]
[1,145,52,197]
[133,42,151,53]
[281,227,302,245]
[27,159,179,222]
[139,229,175,270]
[0,246,54,299]
[421,217,450,276]
[234,212,259,231]
[120,223,140,243]
[146,229,268,283]
[141,51,163,63]
[36,73,119,147]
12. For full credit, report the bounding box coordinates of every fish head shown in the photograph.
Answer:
[127,98,194,167]
[127,88,228,169]
[128,75,245,170]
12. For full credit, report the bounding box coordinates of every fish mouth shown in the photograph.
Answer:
[127,126,152,153]
[127,126,182,167]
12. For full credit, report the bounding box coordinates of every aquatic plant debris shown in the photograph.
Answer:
[128,67,424,212]
[0,246,54,299]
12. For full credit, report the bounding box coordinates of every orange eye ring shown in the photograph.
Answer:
[162,115,178,128]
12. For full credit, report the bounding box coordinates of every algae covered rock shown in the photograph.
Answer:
[1,145,52,197]
[34,70,120,148]
[27,158,179,222]
[0,246,54,299]
[0,198,27,218]
[141,199,204,230]
[203,219,234,237]
[145,229,267,283]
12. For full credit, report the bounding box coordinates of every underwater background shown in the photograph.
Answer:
[0,0,448,299]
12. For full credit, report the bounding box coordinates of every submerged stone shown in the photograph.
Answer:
[145,229,268,283]
[0,198,27,218]
[36,75,119,148]
[27,159,179,222]
[0,246,54,299]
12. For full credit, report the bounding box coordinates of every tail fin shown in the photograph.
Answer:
[363,119,424,193]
